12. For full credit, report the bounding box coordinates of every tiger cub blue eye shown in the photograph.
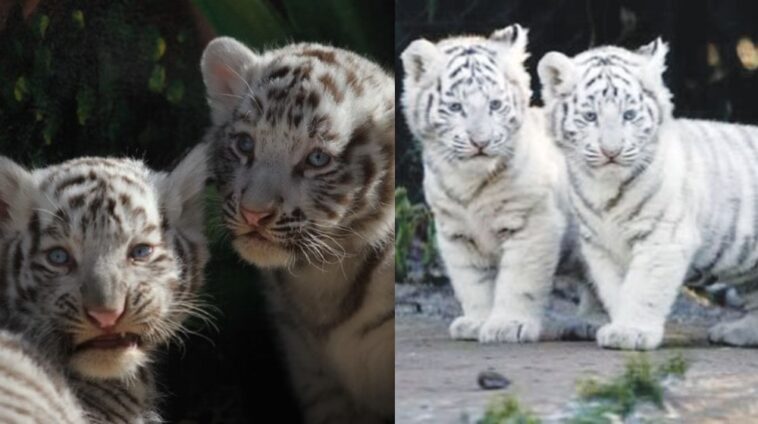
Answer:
[46,248,70,266]
[129,244,154,261]
[623,110,637,121]
[489,100,503,110]
[235,134,255,154]
[306,149,332,168]
[583,111,597,122]
[449,102,463,112]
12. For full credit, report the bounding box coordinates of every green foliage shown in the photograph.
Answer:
[478,396,541,424]
[71,10,84,29]
[395,186,438,281]
[191,0,393,65]
[569,354,689,423]
[0,1,207,167]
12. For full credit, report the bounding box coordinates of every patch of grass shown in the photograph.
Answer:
[568,354,689,423]
[473,355,688,424]
[395,186,438,281]
[478,396,541,424]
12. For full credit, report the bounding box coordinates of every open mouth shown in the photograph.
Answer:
[76,333,141,351]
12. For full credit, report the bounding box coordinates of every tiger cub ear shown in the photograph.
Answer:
[401,39,442,86]
[636,37,669,77]
[538,51,578,100]
[0,157,37,233]
[154,143,209,234]
[490,24,529,61]
[200,37,258,125]
[637,37,668,66]
[636,37,671,109]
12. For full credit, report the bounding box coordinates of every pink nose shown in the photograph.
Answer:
[240,206,273,227]
[471,139,490,149]
[601,147,621,159]
[86,307,124,329]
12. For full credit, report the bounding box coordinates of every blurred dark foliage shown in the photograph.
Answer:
[0,0,208,170]
[0,0,393,423]
[396,0,758,201]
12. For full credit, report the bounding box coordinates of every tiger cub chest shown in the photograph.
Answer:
[434,184,533,260]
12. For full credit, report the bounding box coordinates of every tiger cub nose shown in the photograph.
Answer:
[470,138,490,149]
[86,307,124,329]
[601,147,621,159]
[240,206,274,228]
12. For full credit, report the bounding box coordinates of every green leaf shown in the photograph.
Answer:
[148,65,166,93]
[166,80,185,104]
[34,47,52,72]
[76,86,95,125]
[72,10,85,29]
[38,14,50,38]
[14,76,28,102]
[153,36,166,61]
[43,116,60,145]
[192,0,290,46]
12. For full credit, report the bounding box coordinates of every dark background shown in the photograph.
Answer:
[396,0,758,201]
[0,1,393,423]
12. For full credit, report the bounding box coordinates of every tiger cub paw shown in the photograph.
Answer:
[597,322,663,350]
[449,316,484,340]
[708,316,758,347]
[478,314,541,343]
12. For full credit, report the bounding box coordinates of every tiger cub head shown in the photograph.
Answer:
[200,38,394,268]
[538,39,673,177]
[0,145,209,380]
[401,24,531,162]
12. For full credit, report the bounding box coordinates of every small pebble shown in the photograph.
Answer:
[477,370,510,390]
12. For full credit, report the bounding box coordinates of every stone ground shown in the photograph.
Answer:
[395,284,758,423]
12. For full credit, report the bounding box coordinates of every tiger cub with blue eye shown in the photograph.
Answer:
[0,146,209,422]
[539,39,758,350]
[200,38,393,422]
[401,24,598,344]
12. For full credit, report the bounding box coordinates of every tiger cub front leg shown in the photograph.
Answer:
[436,232,495,340]
[479,210,563,343]
[597,243,693,350]
[709,290,758,346]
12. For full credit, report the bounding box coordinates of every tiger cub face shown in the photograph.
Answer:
[201,38,394,268]
[0,146,208,380]
[538,39,673,177]
[401,24,531,162]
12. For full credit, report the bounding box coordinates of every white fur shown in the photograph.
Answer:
[0,331,86,424]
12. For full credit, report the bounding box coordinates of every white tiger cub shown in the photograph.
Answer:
[201,38,393,422]
[0,146,209,422]
[539,38,758,350]
[401,24,592,343]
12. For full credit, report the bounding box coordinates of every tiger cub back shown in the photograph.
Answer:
[200,38,394,422]
[0,144,210,421]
